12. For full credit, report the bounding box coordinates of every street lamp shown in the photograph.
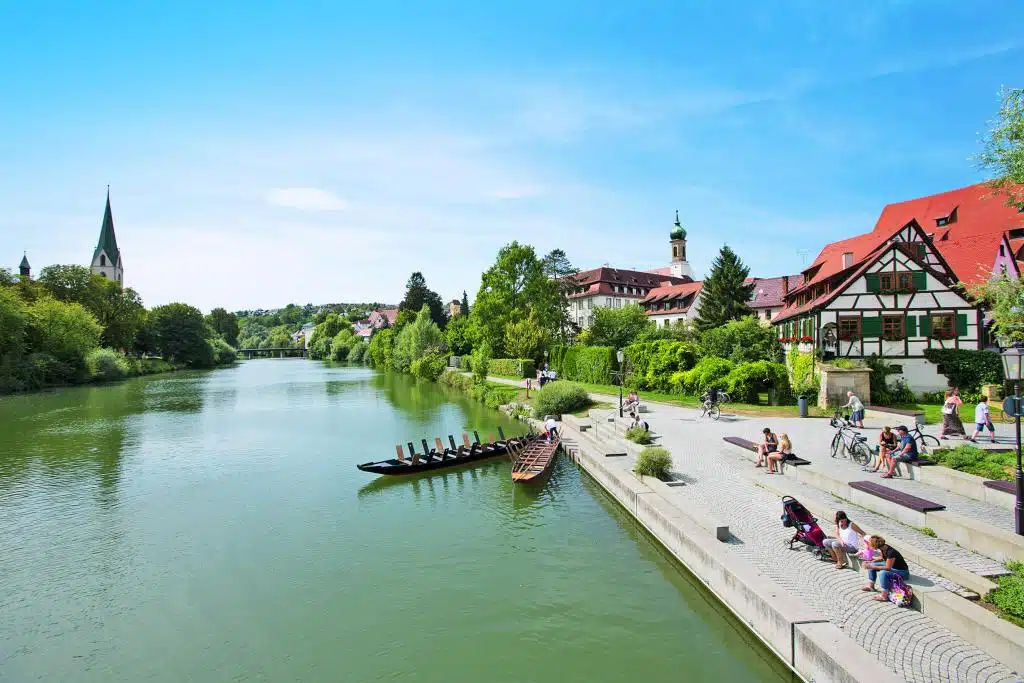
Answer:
[999,344,1024,536]
[616,349,625,418]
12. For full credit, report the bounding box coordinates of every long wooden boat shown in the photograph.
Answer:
[510,434,560,484]
[357,428,533,476]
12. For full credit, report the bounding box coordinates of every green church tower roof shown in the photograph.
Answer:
[670,210,686,240]
[93,189,121,266]
[19,253,30,270]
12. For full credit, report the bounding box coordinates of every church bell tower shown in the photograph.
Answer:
[669,210,693,280]
[90,188,124,285]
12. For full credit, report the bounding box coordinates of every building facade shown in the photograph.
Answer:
[368,308,399,329]
[91,190,124,285]
[448,300,462,318]
[641,282,703,327]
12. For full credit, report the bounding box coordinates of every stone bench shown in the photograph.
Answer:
[984,480,1014,495]
[865,405,925,427]
[722,437,811,466]
[848,480,946,513]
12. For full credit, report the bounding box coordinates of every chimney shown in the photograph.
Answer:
[782,275,789,297]
[842,252,854,269]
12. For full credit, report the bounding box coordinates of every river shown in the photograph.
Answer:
[0,360,794,682]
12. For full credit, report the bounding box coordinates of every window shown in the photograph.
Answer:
[931,313,955,339]
[935,217,949,227]
[587,299,593,310]
[838,316,861,341]
[882,315,905,341]
[605,298,612,307]
[872,271,922,293]
[100,254,106,266]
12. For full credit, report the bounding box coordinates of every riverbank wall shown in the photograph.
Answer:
[554,418,904,683]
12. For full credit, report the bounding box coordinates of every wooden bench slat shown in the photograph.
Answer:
[848,480,946,512]
[983,480,1014,494]
[722,436,811,465]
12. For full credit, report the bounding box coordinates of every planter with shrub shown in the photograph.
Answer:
[625,426,653,445]
[532,381,591,418]
[634,446,672,480]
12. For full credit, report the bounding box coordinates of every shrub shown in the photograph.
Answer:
[439,369,473,392]
[488,358,536,379]
[211,338,237,365]
[678,357,735,394]
[411,352,447,381]
[830,358,857,369]
[635,446,672,478]
[532,381,591,418]
[788,348,819,397]
[931,444,1013,481]
[560,346,618,384]
[625,426,653,445]
[459,354,472,372]
[924,348,1003,393]
[471,342,492,384]
[624,340,699,391]
[725,361,791,404]
[86,348,130,382]
[985,561,1024,626]
[349,341,369,363]
[698,317,782,364]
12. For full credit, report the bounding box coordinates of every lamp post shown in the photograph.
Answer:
[616,349,625,418]
[999,344,1024,536]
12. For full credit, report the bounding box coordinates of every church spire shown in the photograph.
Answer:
[91,188,124,284]
[19,252,30,277]
[670,210,686,240]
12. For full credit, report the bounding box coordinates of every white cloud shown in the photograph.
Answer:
[267,187,346,212]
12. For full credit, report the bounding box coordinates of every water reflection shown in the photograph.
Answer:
[142,373,209,414]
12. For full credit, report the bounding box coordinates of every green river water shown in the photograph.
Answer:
[0,360,794,683]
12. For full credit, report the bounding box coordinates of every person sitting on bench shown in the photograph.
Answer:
[869,426,897,473]
[882,425,917,479]
[755,427,778,468]
[765,433,791,474]
[623,390,640,414]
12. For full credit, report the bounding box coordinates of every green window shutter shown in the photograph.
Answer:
[905,315,917,337]
[912,272,927,290]
[919,314,932,336]
[916,244,926,260]
[865,273,881,293]
[862,316,882,338]
[956,313,968,336]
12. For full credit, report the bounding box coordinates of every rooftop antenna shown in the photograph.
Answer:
[796,249,812,265]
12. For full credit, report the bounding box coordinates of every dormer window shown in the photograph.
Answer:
[935,217,950,227]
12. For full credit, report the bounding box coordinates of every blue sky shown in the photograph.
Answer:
[2,1,1022,311]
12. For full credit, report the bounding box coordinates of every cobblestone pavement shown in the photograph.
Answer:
[565,401,1022,683]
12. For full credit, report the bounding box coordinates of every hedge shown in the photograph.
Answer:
[532,381,591,417]
[624,340,698,391]
[923,348,1003,393]
[674,357,735,394]
[724,360,791,404]
[560,346,618,384]
[488,358,536,379]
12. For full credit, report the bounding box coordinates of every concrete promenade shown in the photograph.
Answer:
[491,375,1022,682]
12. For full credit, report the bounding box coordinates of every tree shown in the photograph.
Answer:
[0,268,17,287]
[308,313,351,360]
[445,314,472,355]
[207,308,240,347]
[504,312,547,360]
[27,298,102,365]
[37,265,99,307]
[471,242,564,355]
[0,287,30,359]
[367,328,395,370]
[699,316,782,364]
[399,272,447,328]
[237,322,270,350]
[589,304,652,349]
[542,248,579,338]
[977,87,1024,211]
[148,303,215,367]
[263,325,295,349]
[460,290,470,317]
[37,264,145,350]
[695,246,755,332]
[968,275,1024,342]
[392,305,444,372]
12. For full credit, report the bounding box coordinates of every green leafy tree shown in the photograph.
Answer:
[589,304,652,349]
[330,328,358,360]
[968,275,1024,342]
[695,246,755,332]
[471,341,492,384]
[0,267,17,287]
[37,264,145,350]
[308,313,351,359]
[445,314,472,355]
[699,316,782,364]
[542,248,579,338]
[0,287,30,359]
[37,265,99,306]
[148,303,215,367]
[27,297,103,365]
[504,312,547,360]
[393,308,416,332]
[399,272,447,328]
[393,305,444,372]
[460,290,470,317]
[263,325,296,349]
[206,308,240,347]
[977,87,1024,210]
[237,322,270,350]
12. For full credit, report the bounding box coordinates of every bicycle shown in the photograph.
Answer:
[831,408,853,428]
[700,399,721,421]
[906,424,940,450]
[830,423,872,466]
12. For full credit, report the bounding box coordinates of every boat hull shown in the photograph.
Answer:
[510,436,559,484]
[357,438,530,476]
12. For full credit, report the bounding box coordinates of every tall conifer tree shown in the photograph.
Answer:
[695,246,755,331]
[460,290,470,317]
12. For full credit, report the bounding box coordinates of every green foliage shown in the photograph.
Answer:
[695,246,755,331]
[210,337,237,365]
[488,358,536,379]
[789,348,819,397]
[931,445,1014,481]
[588,304,652,348]
[399,272,447,329]
[349,341,369,363]
[392,305,444,372]
[85,348,130,381]
[864,354,916,405]
[308,313,351,360]
[504,312,547,361]
[148,303,216,368]
[206,307,240,347]
[28,297,102,370]
[411,352,448,381]
[724,360,791,404]
[830,358,857,369]
[976,87,1024,212]
[0,287,30,359]
[367,328,395,370]
[699,316,782,364]
[559,346,618,384]
[330,329,357,360]
[264,324,297,349]
[445,314,472,355]
[919,527,938,538]
[471,341,492,384]
[985,561,1024,626]
[624,340,699,391]
[677,357,735,394]
[635,447,672,478]
[439,369,473,391]
[460,290,471,317]
[532,381,591,417]
[625,426,653,445]
[969,275,1024,343]
[237,321,270,350]
[923,348,1003,392]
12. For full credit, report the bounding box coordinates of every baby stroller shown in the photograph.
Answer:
[781,496,827,558]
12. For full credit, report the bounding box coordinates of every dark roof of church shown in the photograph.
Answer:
[19,254,30,269]
[93,191,121,266]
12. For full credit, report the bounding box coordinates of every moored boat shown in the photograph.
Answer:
[357,428,532,476]
[510,435,560,484]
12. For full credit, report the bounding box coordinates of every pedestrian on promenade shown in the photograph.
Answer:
[842,391,865,428]
[969,396,996,444]
[755,427,778,467]
[881,426,918,478]
[862,535,910,602]
[939,388,966,440]
[823,511,865,569]
[765,433,791,474]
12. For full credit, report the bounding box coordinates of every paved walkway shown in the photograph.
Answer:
[487,376,1022,682]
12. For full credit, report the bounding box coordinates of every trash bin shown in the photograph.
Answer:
[797,395,808,418]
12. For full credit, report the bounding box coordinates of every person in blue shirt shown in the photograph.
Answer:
[881,425,918,479]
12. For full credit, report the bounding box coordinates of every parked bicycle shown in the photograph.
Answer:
[906,423,940,450]
[830,422,872,465]
[831,408,853,428]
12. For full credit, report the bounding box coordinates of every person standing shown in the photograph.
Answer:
[969,396,996,444]
[939,389,966,440]
[843,391,865,428]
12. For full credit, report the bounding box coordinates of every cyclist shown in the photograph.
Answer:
[706,386,720,407]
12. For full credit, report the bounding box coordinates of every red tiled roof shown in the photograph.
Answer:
[939,232,1014,286]
[641,282,702,315]
[564,266,689,299]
